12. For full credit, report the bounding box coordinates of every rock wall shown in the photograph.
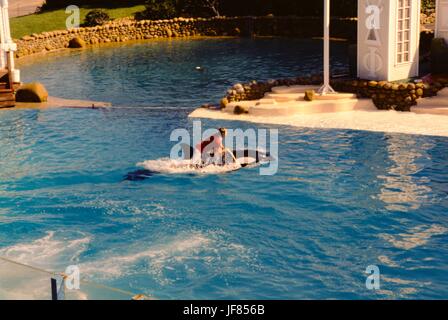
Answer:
[224,76,448,112]
[15,16,357,58]
[332,80,427,112]
[225,76,323,103]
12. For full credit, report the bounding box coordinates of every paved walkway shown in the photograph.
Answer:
[413,88,448,115]
[9,0,45,18]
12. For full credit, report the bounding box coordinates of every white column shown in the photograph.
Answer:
[318,0,335,95]
[0,0,19,82]
[0,0,6,69]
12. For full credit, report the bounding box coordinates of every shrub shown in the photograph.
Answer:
[233,105,248,114]
[135,0,177,20]
[82,10,110,27]
[422,0,436,11]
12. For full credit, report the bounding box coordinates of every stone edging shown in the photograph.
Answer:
[15,16,357,58]
[223,76,448,112]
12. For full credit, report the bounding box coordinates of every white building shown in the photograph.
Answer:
[357,0,421,81]
[436,0,448,41]
[0,0,19,84]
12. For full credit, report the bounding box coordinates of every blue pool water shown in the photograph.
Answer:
[1,39,448,299]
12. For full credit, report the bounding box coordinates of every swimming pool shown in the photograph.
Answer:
[1,38,447,299]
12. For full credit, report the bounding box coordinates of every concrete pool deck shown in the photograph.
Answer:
[223,85,375,116]
[413,88,448,116]
[12,96,111,110]
[189,87,448,137]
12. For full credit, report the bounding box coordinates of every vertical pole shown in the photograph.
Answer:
[319,0,335,95]
[435,0,441,38]
[323,0,330,89]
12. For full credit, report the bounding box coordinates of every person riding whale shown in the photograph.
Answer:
[192,128,236,165]
[125,128,274,180]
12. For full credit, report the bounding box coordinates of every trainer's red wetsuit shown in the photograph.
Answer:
[195,133,224,155]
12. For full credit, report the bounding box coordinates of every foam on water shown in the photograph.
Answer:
[80,230,256,285]
[82,198,170,218]
[137,158,242,174]
[0,231,91,270]
[0,231,228,298]
[0,229,256,292]
[81,232,210,278]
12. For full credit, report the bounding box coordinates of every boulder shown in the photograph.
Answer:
[16,82,49,103]
[233,105,249,115]
[21,35,34,41]
[220,97,229,109]
[304,90,316,101]
[69,37,86,48]
[233,83,245,94]
[165,28,173,37]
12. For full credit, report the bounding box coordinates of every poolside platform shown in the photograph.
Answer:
[13,96,112,109]
[203,85,448,118]
[413,88,448,116]
[189,85,448,137]
[223,85,375,116]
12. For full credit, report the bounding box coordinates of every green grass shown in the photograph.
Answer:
[11,5,145,39]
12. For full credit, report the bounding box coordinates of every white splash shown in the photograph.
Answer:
[79,231,255,285]
[0,231,91,269]
[0,230,255,293]
[137,158,242,174]
[81,233,210,278]
[83,198,169,217]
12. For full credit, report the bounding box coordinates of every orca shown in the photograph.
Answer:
[124,146,272,181]
[181,144,270,164]
[124,169,155,181]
